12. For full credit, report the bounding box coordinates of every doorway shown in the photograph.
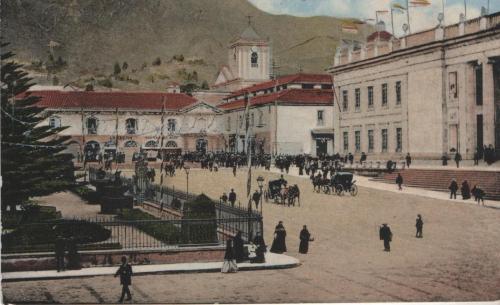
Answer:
[316,139,327,156]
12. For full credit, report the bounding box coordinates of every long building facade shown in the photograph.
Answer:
[328,13,500,160]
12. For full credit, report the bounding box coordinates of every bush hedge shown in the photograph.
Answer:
[1,220,112,253]
[116,209,182,244]
[71,185,99,204]
[1,205,61,229]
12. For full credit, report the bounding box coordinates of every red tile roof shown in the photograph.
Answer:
[367,31,393,42]
[227,73,332,98]
[19,91,198,111]
[218,89,334,111]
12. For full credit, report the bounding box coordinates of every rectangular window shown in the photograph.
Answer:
[355,88,361,110]
[381,129,388,152]
[368,130,374,152]
[449,72,458,99]
[342,90,348,111]
[396,81,401,105]
[302,84,314,89]
[343,131,349,151]
[321,84,333,89]
[396,127,402,152]
[382,83,388,107]
[475,64,483,105]
[368,86,374,109]
[317,110,324,126]
[355,130,361,152]
[226,116,231,131]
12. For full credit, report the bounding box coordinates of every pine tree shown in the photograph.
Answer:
[1,42,75,212]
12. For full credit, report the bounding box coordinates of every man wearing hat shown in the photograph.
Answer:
[379,224,393,252]
[415,214,423,238]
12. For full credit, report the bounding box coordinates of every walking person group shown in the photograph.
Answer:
[449,178,485,205]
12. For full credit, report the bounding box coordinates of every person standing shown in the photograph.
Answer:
[251,232,266,263]
[396,173,403,191]
[233,231,246,263]
[454,152,462,168]
[114,256,133,303]
[270,221,287,254]
[472,185,485,205]
[221,239,238,273]
[348,153,354,165]
[232,163,237,177]
[449,179,458,199]
[405,153,412,168]
[473,149,480,166]
[228,189,237,207]
[299,225,313,254]
[415,214,423,238]
[461,180,471,200]
[54,235,66,272]
[379,224,393,252]
[221,192,228,204]
[252,190,261,210]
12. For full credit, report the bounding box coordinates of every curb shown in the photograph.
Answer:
[2,255,300,282]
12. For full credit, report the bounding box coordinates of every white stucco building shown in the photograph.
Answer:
[328,12,500,160]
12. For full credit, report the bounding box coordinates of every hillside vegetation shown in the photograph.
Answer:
[1,0,368,91]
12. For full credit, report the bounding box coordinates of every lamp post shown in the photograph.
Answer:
[257,176,264,214]
[183,165,190,196]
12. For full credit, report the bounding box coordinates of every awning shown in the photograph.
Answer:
[311,128,334,139]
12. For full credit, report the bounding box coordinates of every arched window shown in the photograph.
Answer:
[86,117,98,135]
[167,119,177,132]
[125,118,137,134]
[49,116,61,128]
[124,140,138,147]
[145,140,158,148]
[165,141,177,148]
[251,113,255,127]
[226,116,231,131]
[239,115,243,128]
[251,52,258,67]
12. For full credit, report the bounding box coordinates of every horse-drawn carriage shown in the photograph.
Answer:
[313,172,358,196]
[264,179,300,206]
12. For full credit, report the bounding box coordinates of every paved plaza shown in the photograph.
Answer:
[2,168,500,303]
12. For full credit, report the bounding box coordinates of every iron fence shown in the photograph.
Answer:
[2,216,261,253]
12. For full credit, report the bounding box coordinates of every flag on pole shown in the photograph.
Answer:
[410,0,431,7]
[392,3,407,11]
[243,91,252,198]
[341,22,359,34]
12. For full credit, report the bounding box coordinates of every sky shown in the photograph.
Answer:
[248,0,499,36]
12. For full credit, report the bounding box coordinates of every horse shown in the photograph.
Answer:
[287,184,300,207]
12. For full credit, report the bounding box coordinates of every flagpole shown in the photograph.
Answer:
[391,8,395,37]
[407,0,411,34]
[464,0,467,19]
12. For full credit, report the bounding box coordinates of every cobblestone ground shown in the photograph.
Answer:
[3,168,500,304]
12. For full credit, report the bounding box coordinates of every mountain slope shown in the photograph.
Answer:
[1,0,367,90]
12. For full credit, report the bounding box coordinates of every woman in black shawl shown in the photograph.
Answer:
[221,239,238,273]
[461,180,471,200]
[299,225,312,254]
[233,231,246,262]
[270,221,287,253]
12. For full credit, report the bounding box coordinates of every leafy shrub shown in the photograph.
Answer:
[152,57,162,66]
[97,78,113,88]
[1,220,112,252]
[71,185,99,204]
[172,54,184,62]
[1,205,61,229]
[171,198,182,209]
[116,209,182,244]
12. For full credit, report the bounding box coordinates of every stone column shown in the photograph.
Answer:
[482,59,495,148]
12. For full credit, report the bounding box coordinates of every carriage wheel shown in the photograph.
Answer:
[335,184,344,196]
[350,185,358,196]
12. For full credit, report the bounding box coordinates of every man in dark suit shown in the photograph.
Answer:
[228,189,237,207]
[449,178,458,199]
[115,256,133,303]
[379,224,393,252]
